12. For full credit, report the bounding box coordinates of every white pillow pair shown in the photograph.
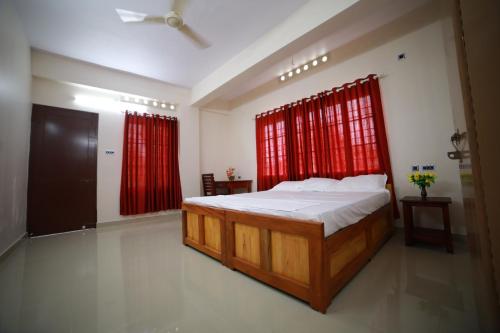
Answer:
[270,178,338,192]
[302,177,339,191]
[335,174,388,192]
[269,180,304,192]
[269,178,338,192]
[270,174,387,192]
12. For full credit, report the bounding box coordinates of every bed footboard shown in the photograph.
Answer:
[182,203,226,262]
[181,202,393,313]
[224,210,327,311]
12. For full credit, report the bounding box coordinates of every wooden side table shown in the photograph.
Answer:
[215,180,253,194]
[400,196,453,253]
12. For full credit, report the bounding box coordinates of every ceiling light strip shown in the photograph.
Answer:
[279,54,328,82]
[120,95,177,110]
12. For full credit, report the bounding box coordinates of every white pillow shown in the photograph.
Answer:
[270,181,304,191]
[336,174,388,191]
[301,178,340,191]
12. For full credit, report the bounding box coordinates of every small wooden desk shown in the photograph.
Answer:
[215,180,252,195]
[400,196,453,253]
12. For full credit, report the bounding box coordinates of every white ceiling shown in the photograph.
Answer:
[221,0,432,102]
[14,0,307,88]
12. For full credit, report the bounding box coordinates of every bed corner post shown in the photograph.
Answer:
[181,208,187,245]
[220,210,229,267]
[225,214,236,270]
[309,225,329,314]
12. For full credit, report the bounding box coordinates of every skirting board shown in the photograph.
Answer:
[0,232,27,262]
[97,210,181,228]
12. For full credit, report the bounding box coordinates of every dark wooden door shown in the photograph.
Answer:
[28,104,98,236]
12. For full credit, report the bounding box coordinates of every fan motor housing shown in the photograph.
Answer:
[165,11,183,28]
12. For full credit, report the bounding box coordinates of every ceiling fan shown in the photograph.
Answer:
[115,0,210,49]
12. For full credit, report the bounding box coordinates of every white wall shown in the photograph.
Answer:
[31,52,200,224]
[199,109,233,181]
[201,17,466,233]
[0,0,32,255]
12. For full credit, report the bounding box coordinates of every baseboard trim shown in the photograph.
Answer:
[97,210,181,228]
[0,232,27,262]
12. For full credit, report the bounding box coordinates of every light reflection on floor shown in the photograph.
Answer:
[0,219,479,333]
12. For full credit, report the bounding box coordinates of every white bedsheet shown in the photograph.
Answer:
[184,190,390,237]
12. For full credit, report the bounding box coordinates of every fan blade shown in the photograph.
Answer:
[116,9,165,24]
[171,0,187,15]
[116,9,147,23]
[178,24,210,49]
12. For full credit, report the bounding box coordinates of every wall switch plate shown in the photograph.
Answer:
[105,150,115,155]
[411,165,419,171]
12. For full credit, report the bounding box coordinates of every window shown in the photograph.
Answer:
[255,74,398,217]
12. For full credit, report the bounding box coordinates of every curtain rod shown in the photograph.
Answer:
[253,74,386,120]
[121,110,178,120]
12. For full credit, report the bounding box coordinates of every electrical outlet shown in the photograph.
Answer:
[422,165,435,171]
[398,53,406,61]
[411,165,419,172]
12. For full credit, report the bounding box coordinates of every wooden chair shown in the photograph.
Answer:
[202,173,216,196]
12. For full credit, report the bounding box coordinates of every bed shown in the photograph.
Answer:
[181,178,394,313]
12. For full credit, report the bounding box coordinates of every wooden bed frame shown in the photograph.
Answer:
[181,186,394,313]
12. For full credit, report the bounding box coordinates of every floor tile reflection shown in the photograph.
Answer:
[0,219,479,333]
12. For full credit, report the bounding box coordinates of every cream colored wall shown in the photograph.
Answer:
[0,1,32,255]
[201,18,466,233]
[199,109,232,181]
[31,53,200,224]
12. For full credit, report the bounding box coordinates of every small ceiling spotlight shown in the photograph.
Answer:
[124,96,130,101]
[169,104,175,110]
[134,97,140,103]
[143,99,148,105]
[161,103,166,108]
[279,54,329,82]
[153,101,158,107]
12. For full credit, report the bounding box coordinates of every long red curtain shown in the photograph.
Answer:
[256,74,399,217]
[120,112,182,215]
[256,109,289,190]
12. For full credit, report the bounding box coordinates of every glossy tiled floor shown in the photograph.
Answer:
[0,218,480,333]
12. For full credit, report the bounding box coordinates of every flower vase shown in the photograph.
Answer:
[228,176,235,181]
[420,186,427,199]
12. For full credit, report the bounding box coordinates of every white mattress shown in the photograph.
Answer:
[184,190,390,237]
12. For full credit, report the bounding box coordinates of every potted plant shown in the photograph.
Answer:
[408,171,436,199]
[226,167,235,181]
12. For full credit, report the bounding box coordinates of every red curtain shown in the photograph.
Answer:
[256,74,399,218]
[256,109,289,191]
[120,112,182,215]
